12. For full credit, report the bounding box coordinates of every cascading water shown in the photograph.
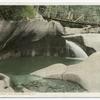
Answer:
[65,40,88,58]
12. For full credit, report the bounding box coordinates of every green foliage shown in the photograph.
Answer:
[39,5,100,23]
[0,5,100,23]
[0,6,36,20]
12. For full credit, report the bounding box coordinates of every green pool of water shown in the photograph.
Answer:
[0,56,82,75]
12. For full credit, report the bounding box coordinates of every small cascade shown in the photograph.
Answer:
[66,40,88,58]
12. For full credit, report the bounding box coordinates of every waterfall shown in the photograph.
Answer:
[66,40,88,58]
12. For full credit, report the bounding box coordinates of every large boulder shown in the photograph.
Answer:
[0,35,66,60]
[0,19,65,58]
[80,34,100,51]
[0,73,14,92]
[63,52,100,92]
[63,34,100,56]
[31,52,100,92]
[0,20,16,46]
[31,63,67,79]
[2,19,65,49]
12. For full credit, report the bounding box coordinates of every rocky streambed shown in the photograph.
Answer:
[0,56,86,93]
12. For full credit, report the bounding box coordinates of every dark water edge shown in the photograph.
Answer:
[0,56,86,92]
[0,56,82,74]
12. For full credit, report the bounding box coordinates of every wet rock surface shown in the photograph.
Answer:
[9,74,85,92]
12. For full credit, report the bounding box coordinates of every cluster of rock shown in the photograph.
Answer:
[0,52,100,92]
[65,25,100,35]
[31,52,100,92]
[0,73,14,92]
[63,34,100,56]
[0,14,100,93]
[0,17,66,60]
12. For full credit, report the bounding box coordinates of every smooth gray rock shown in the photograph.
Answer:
[32,52,100,92]
[63,52,100,92]
[31,63,67,79]
[0,73,14,92]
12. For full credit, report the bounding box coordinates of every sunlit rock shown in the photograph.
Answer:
[31,63,67,79]
[63,52,100,92]
[32,52,100,92]
[63,34,100,56]
[0,73,14,92]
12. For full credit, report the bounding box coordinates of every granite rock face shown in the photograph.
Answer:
[63,34,100,56]
[31,63,67,79]
[63,52,100,92]
[0,73,14,92]
[31,52,100,92]
[0,19,66,59]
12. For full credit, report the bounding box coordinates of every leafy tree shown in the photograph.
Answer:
[39,5,100,24]
[0,6,36,20]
